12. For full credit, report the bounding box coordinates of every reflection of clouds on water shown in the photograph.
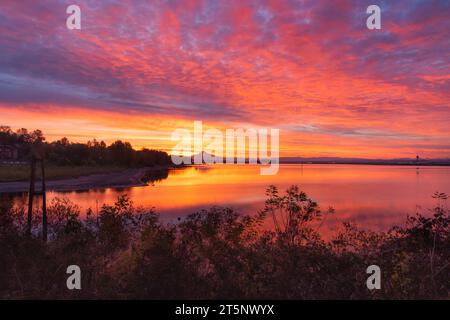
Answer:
[7,165,450,235]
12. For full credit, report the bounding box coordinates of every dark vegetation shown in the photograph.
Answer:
[0,126,170,167]
[0,186,449,299]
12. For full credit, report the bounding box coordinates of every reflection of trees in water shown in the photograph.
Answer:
[141,168,169,184]
[1,168,173,209]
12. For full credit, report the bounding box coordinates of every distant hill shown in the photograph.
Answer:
[189,152,450,166]
[279,157,450,166]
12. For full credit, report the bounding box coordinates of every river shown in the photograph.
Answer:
[4,164,450,234]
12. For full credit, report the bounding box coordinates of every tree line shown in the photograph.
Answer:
[0,126,171,167]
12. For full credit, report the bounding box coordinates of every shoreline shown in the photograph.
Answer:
[1,162,448,194]
[0,166,172,194]
[279,162,450,166]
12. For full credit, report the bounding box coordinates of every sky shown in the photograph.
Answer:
[0,0,449,158]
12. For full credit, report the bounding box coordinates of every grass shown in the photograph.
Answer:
[0,164,124,182]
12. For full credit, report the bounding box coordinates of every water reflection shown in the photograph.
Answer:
[7,164,450,233]
[141,168,170,184]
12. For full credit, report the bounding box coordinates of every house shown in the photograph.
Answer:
[0,145,19,161]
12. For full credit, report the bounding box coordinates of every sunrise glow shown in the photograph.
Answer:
[0,1,449,158]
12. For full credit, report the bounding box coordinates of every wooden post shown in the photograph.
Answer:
[27,156,36,236]
[41,159,47,242]
[28,143,47,240]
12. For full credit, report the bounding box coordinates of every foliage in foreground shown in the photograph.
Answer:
[0,187,449,299]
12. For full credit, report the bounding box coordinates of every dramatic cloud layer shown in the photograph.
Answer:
[0,0,449,157]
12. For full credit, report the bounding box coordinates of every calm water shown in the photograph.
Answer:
[9,164,450,233]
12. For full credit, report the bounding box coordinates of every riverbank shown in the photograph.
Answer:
[0,164,126,182]
[0,166,166,193]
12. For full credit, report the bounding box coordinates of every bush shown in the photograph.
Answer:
[0,186,448,299]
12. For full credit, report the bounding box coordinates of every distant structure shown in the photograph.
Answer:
[0,145,18,161]
[416,155,420,163]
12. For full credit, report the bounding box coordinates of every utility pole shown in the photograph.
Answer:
[27,142,47,241]
[41,158,47,242]
[27,157,36,236]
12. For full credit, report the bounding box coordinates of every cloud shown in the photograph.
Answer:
[0,0,448,158]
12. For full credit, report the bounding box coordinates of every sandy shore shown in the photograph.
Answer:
[0,167,153,193]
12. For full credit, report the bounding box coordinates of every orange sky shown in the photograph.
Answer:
[0,1,449,159]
